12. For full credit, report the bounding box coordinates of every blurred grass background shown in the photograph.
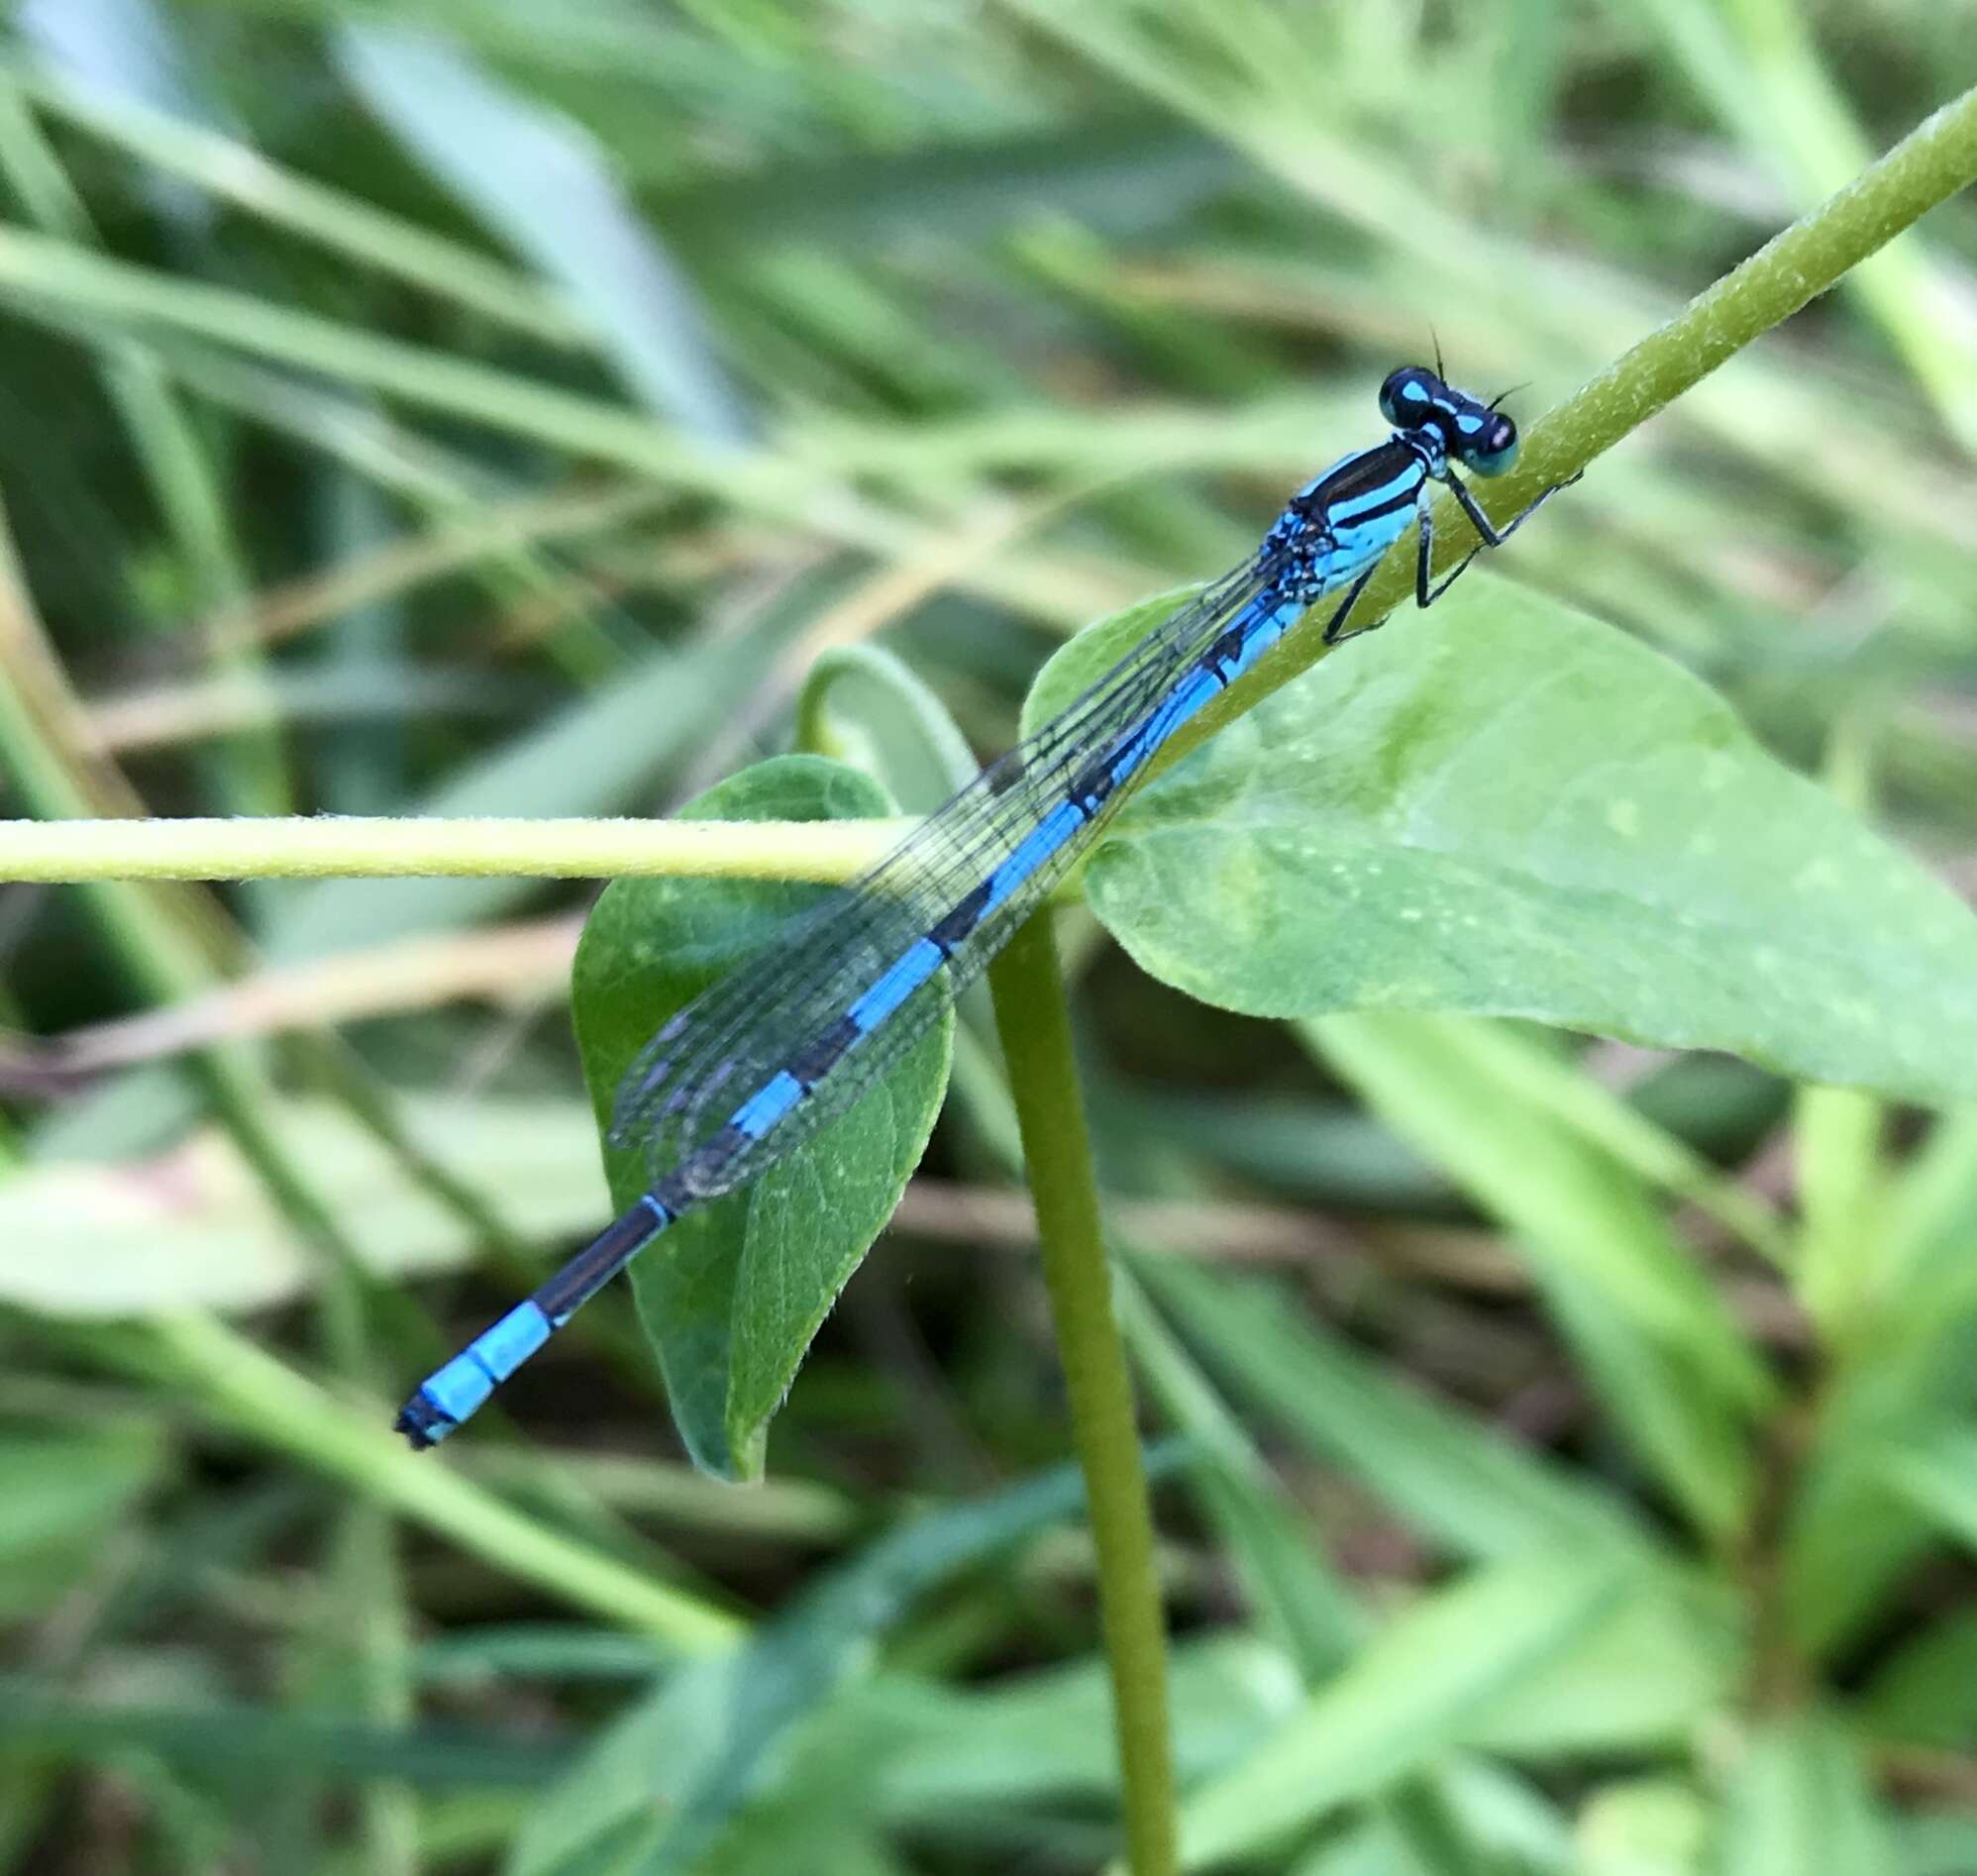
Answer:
[0,2,1976,1872]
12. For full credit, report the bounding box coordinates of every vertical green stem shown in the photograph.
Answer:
[987,911,1177,1876]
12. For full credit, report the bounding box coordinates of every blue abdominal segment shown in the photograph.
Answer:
[397,1301,551,1446]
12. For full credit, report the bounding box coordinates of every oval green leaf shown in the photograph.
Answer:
[1032,579,1977,1107]
[572,755,951,1480]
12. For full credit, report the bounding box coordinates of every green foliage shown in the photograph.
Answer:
[1,2,1976,1873]
[1042,581,1977,1108]
[572,757,950,1479]
[1175,1553,1626,1866]
[0,1424,166,1619]
[509,1454,1185,1875]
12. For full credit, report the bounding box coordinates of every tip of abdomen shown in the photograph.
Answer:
[395,1391,457,1449]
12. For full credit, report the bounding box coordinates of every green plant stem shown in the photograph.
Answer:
[329,1501,419,1876]
[987,911,1176,1876]
[12,87,1974,902]
[0,488,381,1402]
[1151,78,1977,784]
[0,813,900,882]
[1793,721,1887,1334]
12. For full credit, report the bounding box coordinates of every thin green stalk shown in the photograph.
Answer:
[0,812,900,882]
[0,495,541,1527]
[1150,79,1977,784]
[0,482,381,1387]
[987,912,1176,1876]
[0,511,721,1567]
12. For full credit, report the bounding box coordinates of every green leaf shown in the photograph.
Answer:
[687,1811,903,1876]
[1877,1110,1977,1341]
[1327,1009,1783,1258]
[1779,1367,1959,1662]
[0,1676,563,1789]
[649,117,1240,250]
[509,1460,1119,1876]
[1297,1771,1573,1874]
[1116,1266,1363,1680]
[1884,1423,1977,1558]
[22,0,224,132]
[1464,1571,1737,1755]
[1378,1777,1529,1876]
[793,643,980,810]
[1176,1551,1625,1869]
[1032,579,1977,1108]
[866,1634,1299,1816]
[645,1630,1284,1876]
[571,755,951,1479]
[1714,1711,1894,1876]
[20,64,584,345]
[1897,1813,1977,1876]
[1136,1257,1646,1563]
[1019,581,1208,740]
[1293,1763,1574,1874]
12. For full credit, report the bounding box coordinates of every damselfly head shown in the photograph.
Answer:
[1380,365,1519,476]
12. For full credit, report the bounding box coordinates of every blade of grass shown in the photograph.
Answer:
[0,72,288,833]
[14,59,587,344]
[336,26,750,441]
[139,1312,741,1651]
[1307,1012,1764,1545]
[1136,1257,1647,1562]
[1171,1553,1623,1870]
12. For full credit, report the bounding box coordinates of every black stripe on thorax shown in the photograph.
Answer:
[1293,437,1428,537]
